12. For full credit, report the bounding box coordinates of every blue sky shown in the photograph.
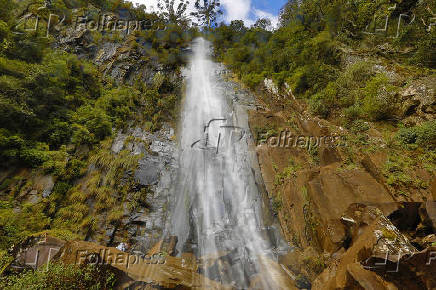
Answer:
[217,0,288,26]
[132,0,288,26]
[247,0,288,26]
[252,0,287,16]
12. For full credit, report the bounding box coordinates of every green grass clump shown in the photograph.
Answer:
[0,263,117,290]
[397,120,436,150]
[275,158,301,186]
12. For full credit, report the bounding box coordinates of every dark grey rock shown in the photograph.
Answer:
[134,158,161,186]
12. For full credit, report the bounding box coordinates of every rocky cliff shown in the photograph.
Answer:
[248,56,436,289]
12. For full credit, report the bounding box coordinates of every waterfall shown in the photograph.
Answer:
[168,38,286,288]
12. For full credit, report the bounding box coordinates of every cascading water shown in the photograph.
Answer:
[167,38,288,288]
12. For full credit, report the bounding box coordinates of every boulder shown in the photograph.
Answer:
[346,263,398,290]
[312,204,417,289]
[4,234,65,274]
[54,240,228,289]
[423,202,436,232]
[134,157,161,186]
[399,77,436,119]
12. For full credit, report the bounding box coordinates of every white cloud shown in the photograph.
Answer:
[220,0,252,25]
[129,0,278,27]
[253,8,279,29]
[131,0,195,13]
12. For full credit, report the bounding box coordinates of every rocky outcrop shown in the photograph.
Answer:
[57,25,181,87]
[97,125,178,254]
[309,203,436,290]
[53,240,227,289]
[248,64,435,289]
[0,170,55,206]
[3,233,65,274]
[400,76,436,123]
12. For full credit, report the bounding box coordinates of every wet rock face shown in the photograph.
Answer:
[107,125,178,254]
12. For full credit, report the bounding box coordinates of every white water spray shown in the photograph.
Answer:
[168,38,285,288]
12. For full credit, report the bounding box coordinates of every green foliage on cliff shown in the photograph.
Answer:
[0,0,191,258]
[0,262,117,289]
[0,0,191,169]
[397,120,436,149]
[211,0,435,124]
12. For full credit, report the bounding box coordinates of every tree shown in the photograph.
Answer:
[230,20,246,32]
[191,0,223,28]
[157,0,190,24]
[254,18,272,30]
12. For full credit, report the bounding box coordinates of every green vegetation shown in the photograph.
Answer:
[301,186,321,248]
[272,191,283,214]
[397,120,436,150]
[275,158,301,186]
[0,0,434,285]
[211,0,434,125]
[0,0,194,281]
[302,255,326,275]
[211,0,435,204]
[0,262,117,289]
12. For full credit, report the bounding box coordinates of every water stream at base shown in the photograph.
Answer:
[167,38,287,288]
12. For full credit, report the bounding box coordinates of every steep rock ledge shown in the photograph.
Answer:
[247,73,436,288]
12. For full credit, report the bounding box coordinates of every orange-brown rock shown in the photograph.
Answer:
[346,263,398,290]
[54,240,229,289]
[4,233,65,274]
[312,204,417,290]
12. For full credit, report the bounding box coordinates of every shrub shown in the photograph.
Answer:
[397,121,436,149]
[74,106,112,141]
[19,145,49,168]
[309,82,337,118]
[416,121,436,149]
[64,159,87,180]
[242,73,264,89]
[0,202,51,250]
[0,263,117,289]
[361,74,398,121]
[48,121,73,149]
[343,105,362,126]
[350,119,370,133]
[397,126,418,145]
[305,30,340,65]
[71,124,94,146]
